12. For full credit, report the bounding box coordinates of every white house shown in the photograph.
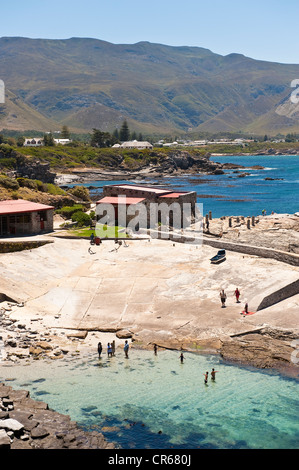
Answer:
[54,139,72,145]
[117,140,153,149]
[24,138,44,147]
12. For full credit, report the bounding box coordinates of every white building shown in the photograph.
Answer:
[24,138,44,147]
[54,139,72,145]
[113,140,153,149]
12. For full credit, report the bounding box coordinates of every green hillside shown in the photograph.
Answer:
[1,37,299,135]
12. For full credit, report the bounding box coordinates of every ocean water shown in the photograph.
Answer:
[2,349,299,449]
[80,154,299,218]
[14,153,297,450]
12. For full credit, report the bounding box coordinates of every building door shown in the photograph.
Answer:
[0,216,8,236]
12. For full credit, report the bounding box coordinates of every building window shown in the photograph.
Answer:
[38,211,47,221]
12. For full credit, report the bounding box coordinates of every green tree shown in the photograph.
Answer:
[138,133,143,141]
[16,136,25,147]
[131,131,137,140]
[285,133,296,143]
[44,132,55,146]
[90,129,117,148]
[112,128,119,140]
[119,120,130,142]
[61,125,70,139]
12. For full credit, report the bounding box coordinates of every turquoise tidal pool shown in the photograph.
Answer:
[1,349,299,449]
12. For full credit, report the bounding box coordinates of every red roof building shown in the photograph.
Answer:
[96,184,197,229]
[97,196,146,205]
[0,199,54,236]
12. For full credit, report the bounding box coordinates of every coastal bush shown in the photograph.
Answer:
[0,175,19,190]
[17,178,66,196]
[58,204,84,218]
[10,191,19,200]
[0,143,16,156]
[45,183,66,196]
[0,157,16,169]
[17,177,39,190]
[71,210,92,227]
[68,185,91,201]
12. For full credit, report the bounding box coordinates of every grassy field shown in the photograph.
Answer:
[69,225,128,239]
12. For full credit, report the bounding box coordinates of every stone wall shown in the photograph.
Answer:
[30,209,54,234]
[0,240,53,253]
[257,279,299,311]
[202,237,299,266]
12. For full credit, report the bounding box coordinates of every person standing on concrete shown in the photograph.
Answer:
[220,289,227,308]
[124,340,129,358]
[234,288,240,303]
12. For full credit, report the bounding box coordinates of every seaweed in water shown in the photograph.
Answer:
[81,405,98,413]
[35,390,50,396]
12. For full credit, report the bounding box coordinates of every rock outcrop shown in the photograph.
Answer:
[219,327,299,372]
[15,157,56,184]
[0,383,115,449]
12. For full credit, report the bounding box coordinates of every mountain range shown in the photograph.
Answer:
[1,37,299,136]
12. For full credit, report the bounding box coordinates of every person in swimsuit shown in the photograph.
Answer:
[211,368,218,381]
[124,340,129,358]
[204,371,209,384]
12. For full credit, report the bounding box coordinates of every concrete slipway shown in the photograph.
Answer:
[0,236,298,352]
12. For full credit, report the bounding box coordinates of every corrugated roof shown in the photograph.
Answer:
[113,184,170,194]
[97,196,146,205]
[0,199,54,215]
[159,192,186,198]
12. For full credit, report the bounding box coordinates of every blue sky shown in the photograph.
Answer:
[1,0,299,63]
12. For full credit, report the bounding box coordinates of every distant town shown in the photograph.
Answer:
[20,135,288,149]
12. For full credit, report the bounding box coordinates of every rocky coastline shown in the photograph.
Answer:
[55,150,229,186]
[0,304,117,449]
[0,383,115,449]
[0,295,298,449]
